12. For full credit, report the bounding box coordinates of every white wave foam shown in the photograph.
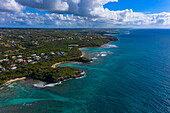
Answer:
[100,51,107,54]
[101,44,118,48]
[44,82,62,87]
[101,54,107,57]
[33,82,44,88]
[76,71,86,79]
[33,82,62,88]
[33,72,86,88]
[92,57,97,60]
[97,54,100,56]
[80,71,86,75]
[76,75,86,79]
[95,51,113,57]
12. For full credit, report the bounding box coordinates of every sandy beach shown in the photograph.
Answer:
[80,52,85,57]
[6,77,27,84]
[51,49,85,68]
[51,62,63,68]
[79,48,85,57]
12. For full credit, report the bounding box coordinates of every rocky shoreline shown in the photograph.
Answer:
[33,71,86,88]
[54,71,85,82]
[1,37,118,88]
[0,71,86,88]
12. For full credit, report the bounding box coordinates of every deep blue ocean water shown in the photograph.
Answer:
[0,29,170,113]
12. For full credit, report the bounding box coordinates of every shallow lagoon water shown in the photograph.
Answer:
[0,29,170,113]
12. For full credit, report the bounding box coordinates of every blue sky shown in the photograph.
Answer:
[104,0,170,13]
[0,0,170,28]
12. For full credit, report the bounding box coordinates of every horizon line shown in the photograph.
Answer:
[0,27,170,30]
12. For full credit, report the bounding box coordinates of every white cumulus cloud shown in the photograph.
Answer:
[0,0,24,12]
[15,0,69,12]
[0,0,169,28]
[15,0,118,16]
[0,11,170,28]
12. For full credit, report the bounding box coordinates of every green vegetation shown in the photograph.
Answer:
[68,47,82,57]
[0,28,118,86]
[0,65,81,85]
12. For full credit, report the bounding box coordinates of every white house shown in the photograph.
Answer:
[27,59,33,63]
[3,59,9,61]
[41,53,45,56]
[4,54,8,57]
[12,56,16,59]
[50,52,55,55]
[17,55,22,58]
[44,55,48,59]
[17,59,23,62]
[31,54,37,57]
[11,67,17,70]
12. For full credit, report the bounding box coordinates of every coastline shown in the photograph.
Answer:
[51,62,64,68]
[1,39,118,87]
[2,48,87,86]
[79,48,85,57]
[51,48,85,68]
[34,71,86,88]
[80,52,85,57]
[6,77,27,84]
[38,40,117,87]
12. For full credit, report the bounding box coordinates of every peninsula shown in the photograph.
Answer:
[0,29,118,86]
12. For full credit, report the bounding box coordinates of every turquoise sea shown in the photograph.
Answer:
[0,29,170,113]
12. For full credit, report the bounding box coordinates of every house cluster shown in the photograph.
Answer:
[11,40,16,47]
[68,44,79,49]
[49,51,65,56]
[32,40,38,45]
[0,51,66,72]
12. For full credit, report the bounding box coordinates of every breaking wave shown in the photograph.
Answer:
[95,51,113,57]
[101,44,118,48]
[92,57,98,60]
[33,82,62,88]
[76,75,86,79]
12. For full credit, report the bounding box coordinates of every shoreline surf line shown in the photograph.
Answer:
[34,71,86,88]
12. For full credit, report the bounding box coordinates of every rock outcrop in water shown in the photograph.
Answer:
[55,71,85,83]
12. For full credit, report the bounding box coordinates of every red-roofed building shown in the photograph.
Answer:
[10,64,15,67]
[22,62,28,65]
[1,68,6,71]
